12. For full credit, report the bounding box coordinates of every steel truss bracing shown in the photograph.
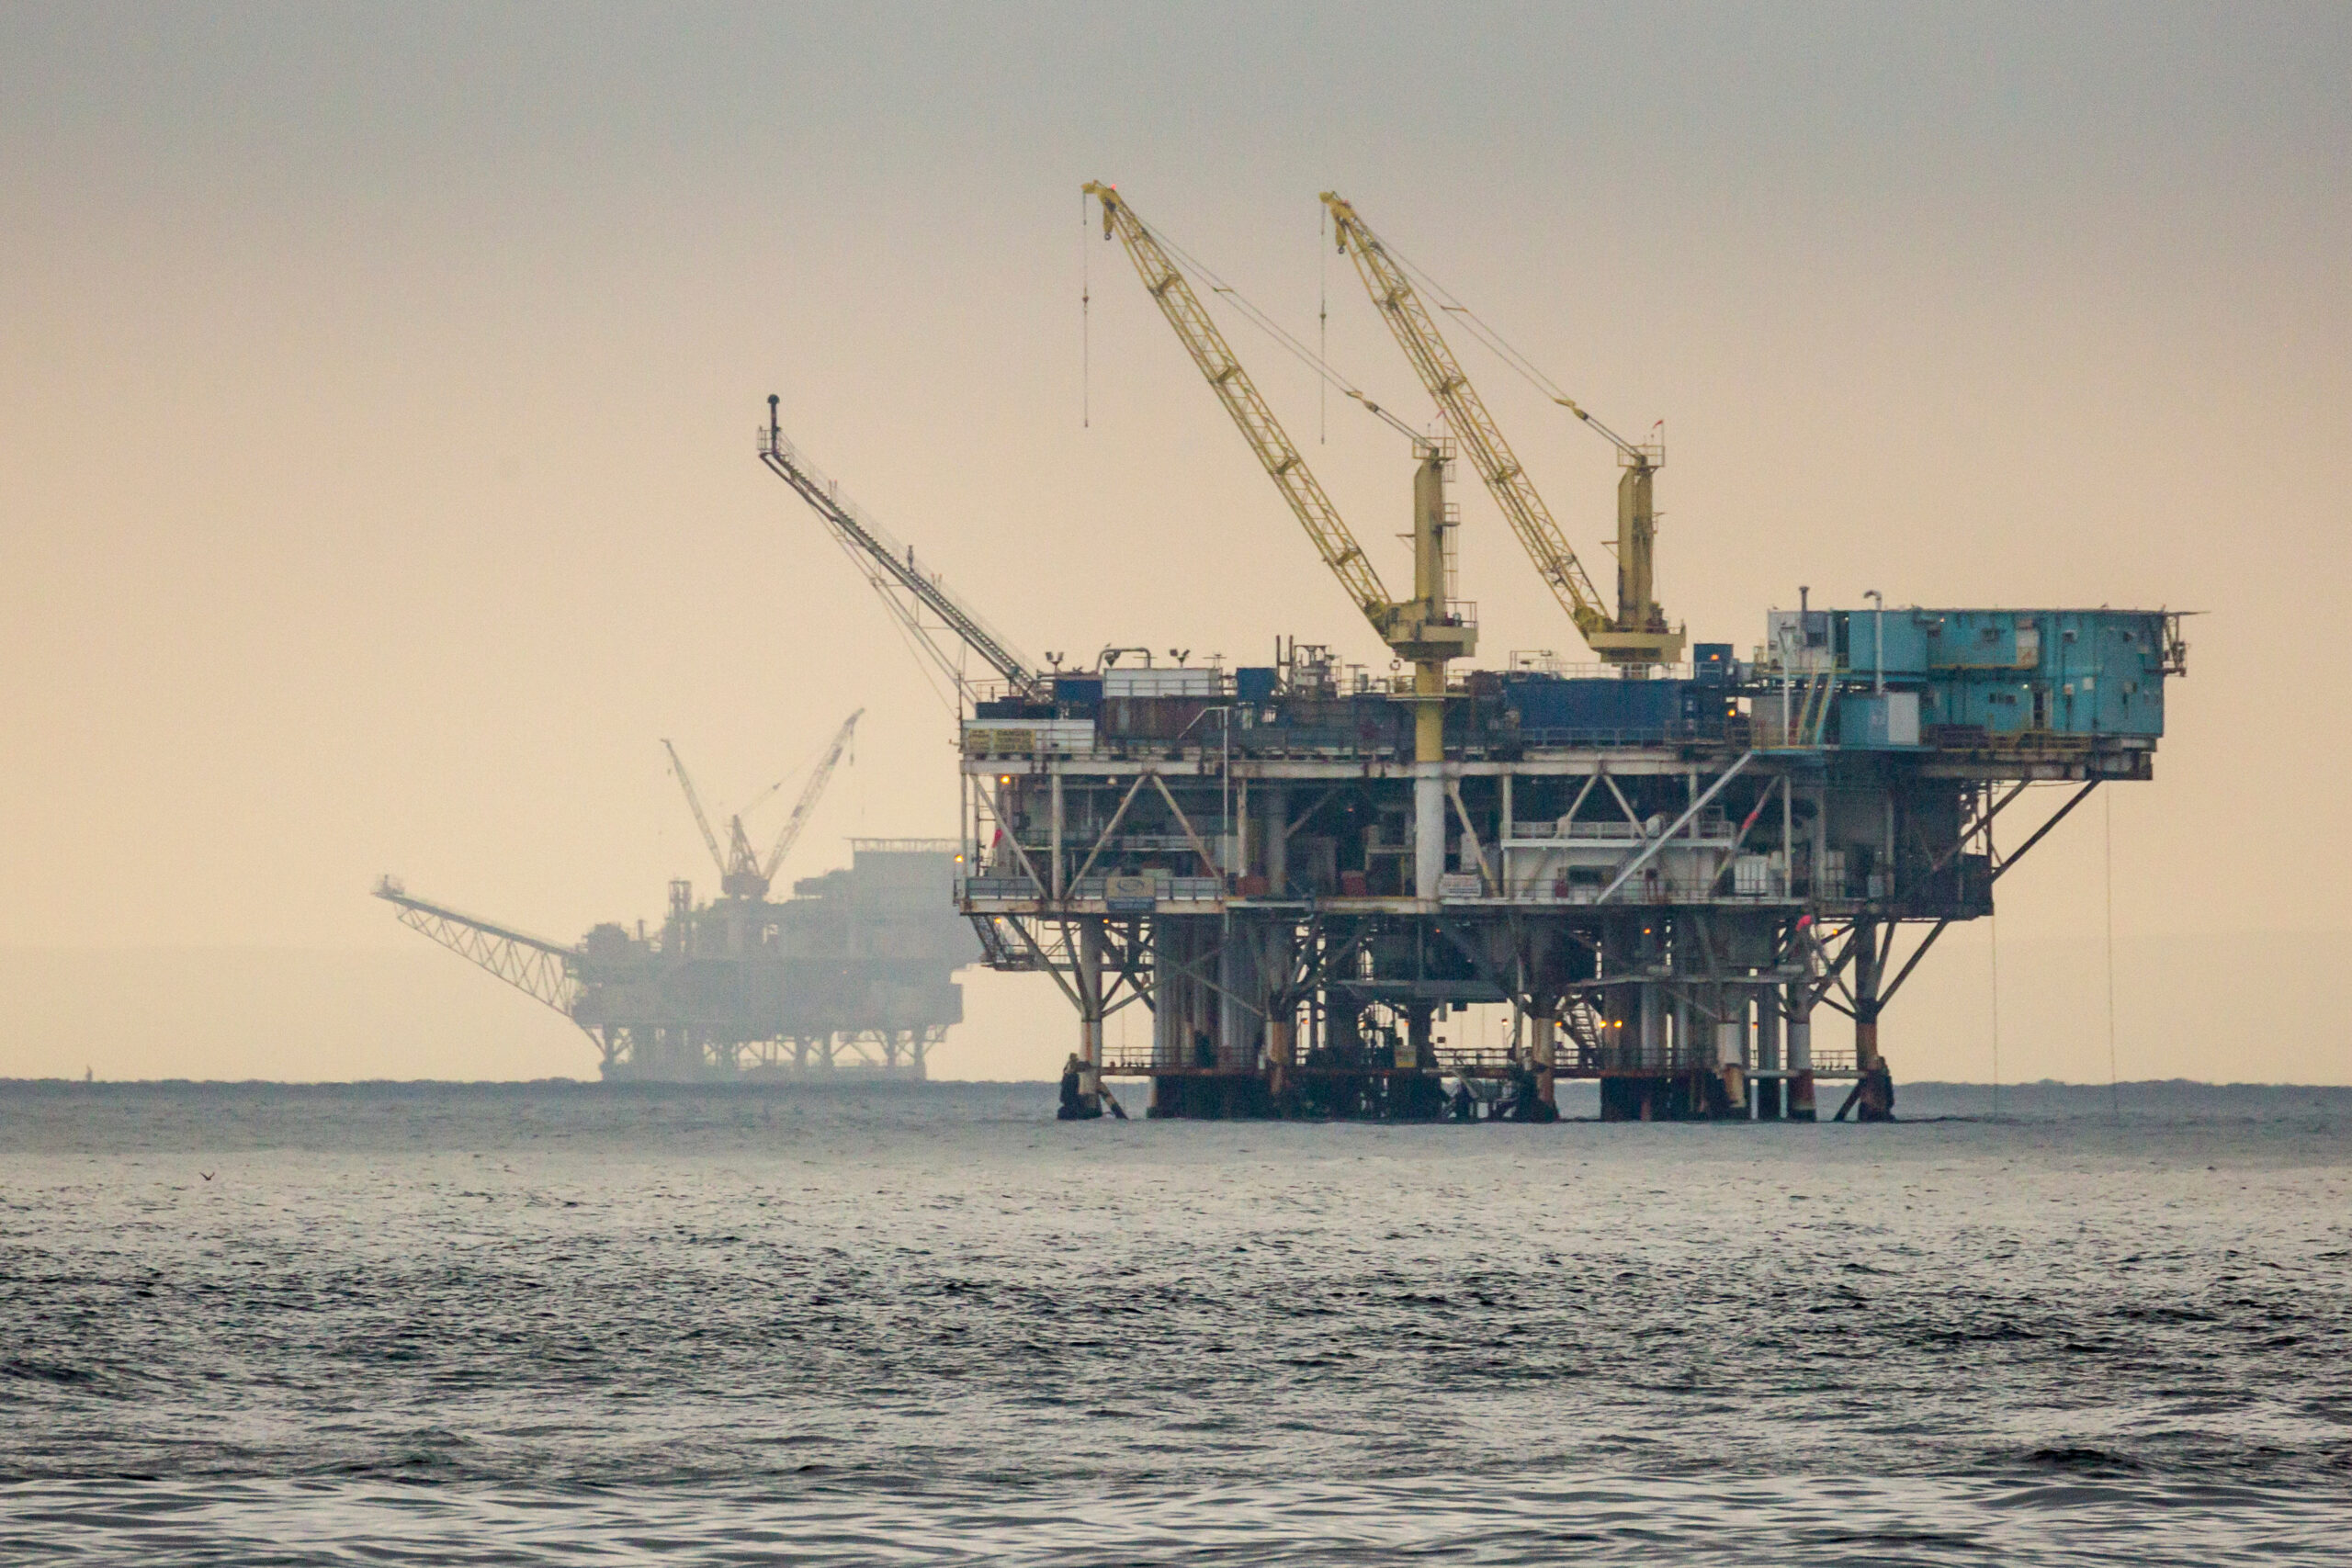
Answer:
[748,387,2180,1122]
[960,696,2161,1121]
[376,841,969,1084]
[374,878,594,1038]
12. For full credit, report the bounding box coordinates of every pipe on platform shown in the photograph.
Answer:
[1594,751,1755,905]
[1530,1009,1556,1109]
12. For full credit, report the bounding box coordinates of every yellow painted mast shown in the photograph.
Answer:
[1322,192,1682,667]
[1086,182,1470,899]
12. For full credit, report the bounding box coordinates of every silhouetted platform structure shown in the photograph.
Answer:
[755,181,2187,1121]
[956,613,2181,1120]
[378,840,971,1081]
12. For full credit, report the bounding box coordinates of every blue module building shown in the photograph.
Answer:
[1807,607,2172,743]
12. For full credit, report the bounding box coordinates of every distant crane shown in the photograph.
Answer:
[663,709,864,902]
[371,875,597,1044]
[756,709,863,893]
[759,399,1039,707]
[661,739,732,889]
[1084,180,1474,902]
[1321,191,1683,668]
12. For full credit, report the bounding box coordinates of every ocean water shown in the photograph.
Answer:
[1,1079,2347,1564]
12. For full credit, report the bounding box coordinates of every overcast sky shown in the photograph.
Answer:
[4,3,2346,1081]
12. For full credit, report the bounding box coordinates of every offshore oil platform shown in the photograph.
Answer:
[762,185,2185,1121]
[377,714,973,1080]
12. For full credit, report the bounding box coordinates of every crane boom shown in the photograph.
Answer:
[662,739,728,878]
[1322,193,1610,638]
[1087,182,1476,906]
[763,708,863,882]
[372,876,590,1032]
[759,404,1037,704]
[1083,182,1401,642]
[1321,192,1683,667]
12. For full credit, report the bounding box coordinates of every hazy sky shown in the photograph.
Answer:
[4,4,2347,1081]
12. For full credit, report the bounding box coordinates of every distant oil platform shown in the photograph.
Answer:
[752,185,2188,1122]
[379,715,975,1081]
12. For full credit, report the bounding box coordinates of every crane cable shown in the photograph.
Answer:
[739,733,837,820]
[1080,187,1091,429]
[1134,209,1428,450]
[2106,791,2120,1124]
[1369,230,1649,461]
[824,527,963,719]
[1988,907,2002,1122]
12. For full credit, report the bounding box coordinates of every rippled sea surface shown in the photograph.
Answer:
[3,1080,2348,1564]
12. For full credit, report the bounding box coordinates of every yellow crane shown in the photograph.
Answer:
[1320,192,1683,668]
[1085,181,1471,901]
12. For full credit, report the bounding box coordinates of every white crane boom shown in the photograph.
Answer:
[662,739,728,878]
[763,709,863,882]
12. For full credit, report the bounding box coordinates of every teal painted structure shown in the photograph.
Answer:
[1831,608,2171,739]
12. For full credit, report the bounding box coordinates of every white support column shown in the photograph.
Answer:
[1787,926,1818,1120]
[1415,765,1445,903]
[1235,775,1249,880]
[1715,993,1748,1068]
[1716,988,1748,1117]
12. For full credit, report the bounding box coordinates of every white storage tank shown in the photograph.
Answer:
[1102,667,1221,698]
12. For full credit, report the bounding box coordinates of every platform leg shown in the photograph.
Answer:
[1852,919,1894,1122]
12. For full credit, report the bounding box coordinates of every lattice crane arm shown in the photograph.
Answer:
[763,708,863,882]
[372,877,589,1029]
[1084,182,1397,639]
[1321,192,1612,643]
[662,739,728,878]
[759,405,1038,701]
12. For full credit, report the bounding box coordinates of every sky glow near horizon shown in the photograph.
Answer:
[3,3,2346,1081]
